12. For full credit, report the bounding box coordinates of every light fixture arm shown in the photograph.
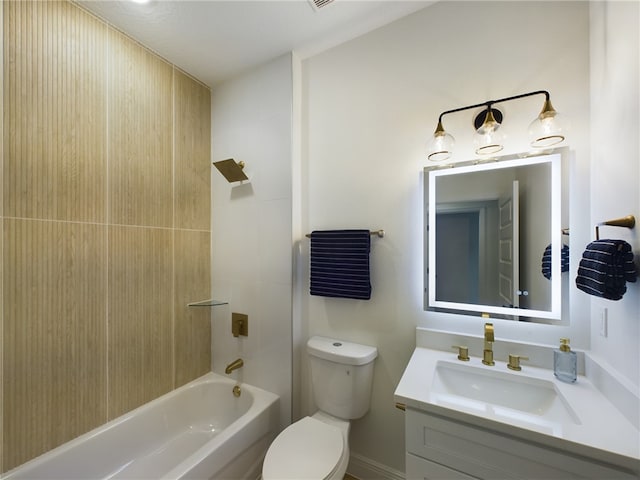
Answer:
[436,90,550,125]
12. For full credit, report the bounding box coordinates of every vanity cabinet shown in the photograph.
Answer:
[405,408,636,480]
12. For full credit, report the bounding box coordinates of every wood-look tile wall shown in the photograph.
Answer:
[1,1,212,472]
[108,28,174,228]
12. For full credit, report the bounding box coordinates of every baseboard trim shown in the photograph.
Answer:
[347,452,405,480]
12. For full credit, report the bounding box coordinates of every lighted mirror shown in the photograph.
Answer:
[424,152,567,321]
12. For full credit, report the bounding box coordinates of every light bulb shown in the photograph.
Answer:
[426,121,455,162]
[529,99,567,148]
[474,109,505,156]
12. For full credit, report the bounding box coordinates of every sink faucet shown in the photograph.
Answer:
[482,323,495,366]
[225,358,244,374]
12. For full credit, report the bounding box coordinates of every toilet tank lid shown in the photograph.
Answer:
[307,336,378,365]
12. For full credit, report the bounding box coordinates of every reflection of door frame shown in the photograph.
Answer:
[436,200,499,305]
[498,180,520,309]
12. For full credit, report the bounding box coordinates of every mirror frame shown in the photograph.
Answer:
[425,152,563,320]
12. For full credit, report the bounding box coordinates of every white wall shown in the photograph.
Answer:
[207,0,639,476]
[588,0,640,389]
[210,53,293,430]
[300,0,595,474]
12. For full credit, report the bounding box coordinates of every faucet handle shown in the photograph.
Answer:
[451,345,470,361]
[507,354,529,371]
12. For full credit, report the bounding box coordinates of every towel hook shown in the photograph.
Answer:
[595,215,636,240]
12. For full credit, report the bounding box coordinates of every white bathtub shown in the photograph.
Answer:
[2,372,280,480]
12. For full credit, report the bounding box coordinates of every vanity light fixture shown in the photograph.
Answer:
[426,90,567,161]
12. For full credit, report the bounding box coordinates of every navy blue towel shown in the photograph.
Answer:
[541,243,570,279]
[310,230,372,300]
[576,239,637,300]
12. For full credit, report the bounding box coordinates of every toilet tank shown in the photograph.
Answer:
[307,336,378,420]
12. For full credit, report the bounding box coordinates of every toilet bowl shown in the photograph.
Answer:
[262,412,349,480]
[262,336,377,480]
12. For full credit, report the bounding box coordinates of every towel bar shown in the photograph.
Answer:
[305,229,385,238]
[595,215,635,240]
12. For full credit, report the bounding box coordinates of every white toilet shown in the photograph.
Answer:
[262,336,378,480]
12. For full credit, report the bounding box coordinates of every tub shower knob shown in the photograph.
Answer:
[232,313,248,337]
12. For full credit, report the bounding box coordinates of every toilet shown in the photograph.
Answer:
[262,336,378,480]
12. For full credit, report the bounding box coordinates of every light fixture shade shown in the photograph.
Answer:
[528,99,567,148]
[427,120,455,162]
[473,109,505,156]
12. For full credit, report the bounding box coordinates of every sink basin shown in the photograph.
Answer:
[430,360,580,432]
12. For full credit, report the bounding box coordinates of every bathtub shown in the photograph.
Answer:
[2,372,280,480]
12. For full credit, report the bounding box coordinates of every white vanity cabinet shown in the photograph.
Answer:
[396,346,640,480]
[405,408,637,480]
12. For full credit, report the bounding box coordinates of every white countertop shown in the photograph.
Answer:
[394,347,640,470]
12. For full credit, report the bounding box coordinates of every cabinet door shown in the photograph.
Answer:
[407,453,478,480]
[406,409,638,479]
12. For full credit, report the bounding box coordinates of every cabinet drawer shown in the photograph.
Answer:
[406,408,636,479]
[406,453,478,480]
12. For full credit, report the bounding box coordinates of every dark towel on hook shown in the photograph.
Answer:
[541,243,570,279]
[310,230,372,300]
[576,239,637,300]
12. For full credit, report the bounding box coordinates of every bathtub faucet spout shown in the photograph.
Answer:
[225,358,244,374]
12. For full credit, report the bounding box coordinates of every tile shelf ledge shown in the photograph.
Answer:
[187,299,228,307]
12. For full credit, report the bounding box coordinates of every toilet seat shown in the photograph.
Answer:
[262,416,344,480]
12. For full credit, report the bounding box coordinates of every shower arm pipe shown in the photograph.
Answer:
[435,90,551,125]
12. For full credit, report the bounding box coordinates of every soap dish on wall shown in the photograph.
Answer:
[187,299,228,307]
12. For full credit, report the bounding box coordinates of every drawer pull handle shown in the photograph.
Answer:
[395,402,406,411]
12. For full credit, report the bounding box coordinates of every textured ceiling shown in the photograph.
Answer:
[78,0,433,87]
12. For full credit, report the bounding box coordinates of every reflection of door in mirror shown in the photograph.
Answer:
[498,180,519,308]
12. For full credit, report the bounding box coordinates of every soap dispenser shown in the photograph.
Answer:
[554,338,577,383]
